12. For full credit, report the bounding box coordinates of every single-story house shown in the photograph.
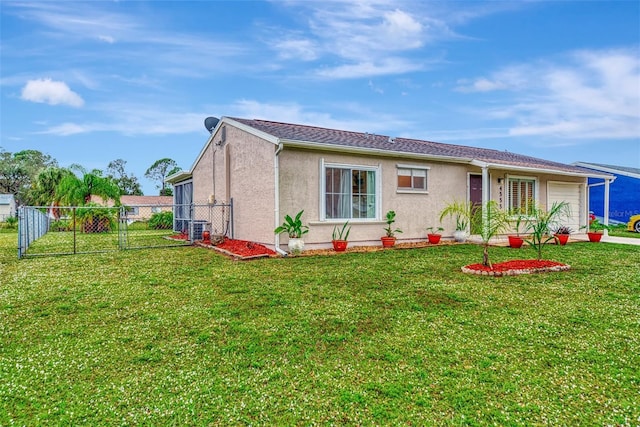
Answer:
[572,162,640,224]
[167,116,614,253]
[0,194,16,221]
[89,195,173,222]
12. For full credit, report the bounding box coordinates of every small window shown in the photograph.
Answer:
[125,206,139,215]
[397,167,428,191]
[151,207,162,213]
[508,177,536,214]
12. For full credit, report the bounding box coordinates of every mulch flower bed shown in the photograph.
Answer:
[196,238,277,260]
[462,259,570,276]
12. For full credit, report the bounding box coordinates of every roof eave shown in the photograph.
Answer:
[165,170,192,184]
[480,162,614,179]
[281,139,474,164]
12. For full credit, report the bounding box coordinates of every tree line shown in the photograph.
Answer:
[0,149,180,207]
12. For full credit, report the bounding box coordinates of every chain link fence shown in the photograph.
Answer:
[17,201,233,258]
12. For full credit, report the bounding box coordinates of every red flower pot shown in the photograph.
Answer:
[587,232,603,242]
[427,234,442,244]
[202,230,211,243]
[508,235,524,248]
[332,239,348,252]
[381,236,396,248]
[554,233,570,245]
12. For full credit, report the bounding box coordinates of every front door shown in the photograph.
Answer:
[469,174,483,233]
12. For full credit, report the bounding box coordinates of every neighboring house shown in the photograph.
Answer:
[89,195,173,222]
[167,117,614,251]
[0,194,16,221]
[573,162,640,224]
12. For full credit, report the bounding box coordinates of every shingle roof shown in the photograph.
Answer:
[574,162,640,177]
[229,117,602,176]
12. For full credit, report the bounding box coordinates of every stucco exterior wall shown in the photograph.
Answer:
[277,151,589,248]
[278,148,472,247]
[192,124,276,245]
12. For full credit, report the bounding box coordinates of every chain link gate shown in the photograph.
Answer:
[18,201,233,258]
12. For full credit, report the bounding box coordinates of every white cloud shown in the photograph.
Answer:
[21,78,85,107]
[316,57,424,79]
[273,38,318,61]
[458,48,640,139]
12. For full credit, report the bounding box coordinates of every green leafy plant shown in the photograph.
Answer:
[523,201,571,260]
[75,203,117,233]
[149,211,173,230]
[581,218,612,233]
[49,219,72,232]
[471,201,510,267]
[383,210,402,237]
[439,201,472,231]
[274,210,309,238]
[2,216,18,229]
[332,221,351,241]
[426,226,444,235]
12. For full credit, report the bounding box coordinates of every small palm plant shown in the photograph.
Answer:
[524,201,571,260]
[471,201,509,268]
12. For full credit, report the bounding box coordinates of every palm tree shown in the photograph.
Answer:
[28,166,73,218]
[56,166,121,207]
[471,201,510,268]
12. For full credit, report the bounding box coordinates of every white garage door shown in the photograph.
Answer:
[548,182,582,232]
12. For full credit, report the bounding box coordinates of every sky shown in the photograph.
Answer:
[1,0,639,195]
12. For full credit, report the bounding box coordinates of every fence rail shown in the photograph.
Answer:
[17,201,233,258]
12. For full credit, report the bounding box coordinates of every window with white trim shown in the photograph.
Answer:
[324,164,378,220]
[508,177,536,214]
[397,166,428,191]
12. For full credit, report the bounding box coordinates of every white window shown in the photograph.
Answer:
[125,206,139,215]
[508,177,536,214]
[151,207,162,213]
[397,165,429,191]
[323,163,379,220]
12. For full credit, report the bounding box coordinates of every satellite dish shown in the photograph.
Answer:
[204,116,219,134]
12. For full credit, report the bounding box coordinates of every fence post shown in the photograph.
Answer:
[73,207,77,255]
[229,198,234,239]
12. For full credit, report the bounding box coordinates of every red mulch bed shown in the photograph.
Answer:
[198,238,277,260]
[462,259,570,276]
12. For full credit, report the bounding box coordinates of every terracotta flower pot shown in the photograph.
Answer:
[587,232,603,242]
[508,235,524,248]
[332,239,348,252]
[381,236,396,248]
[427,234,442,244]
[554,233,570,246]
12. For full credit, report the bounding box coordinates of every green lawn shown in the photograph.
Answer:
[1,231,639,425]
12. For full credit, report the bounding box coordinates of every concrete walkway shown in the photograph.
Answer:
[601,236,640,246]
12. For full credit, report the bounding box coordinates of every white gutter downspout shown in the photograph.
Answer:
[274,142,287,256]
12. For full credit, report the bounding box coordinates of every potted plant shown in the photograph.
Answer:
[426,226,444,244]
[580,218,611,242]
[552,225,573,246]
[274,210,309,255]
[438,201,471,242]
[331,221,351,252]
[381,210,402,248]
[507,212,526,249]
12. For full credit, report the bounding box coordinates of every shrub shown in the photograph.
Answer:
[149,211,173,230]
[50,219,72,232]
[76,204,116,233]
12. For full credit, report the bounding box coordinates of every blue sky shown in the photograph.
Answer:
[1,0,639,195]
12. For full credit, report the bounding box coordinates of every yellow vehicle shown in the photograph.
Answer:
[628,214,640,233]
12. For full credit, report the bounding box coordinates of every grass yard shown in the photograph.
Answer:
[1,231,639,425]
